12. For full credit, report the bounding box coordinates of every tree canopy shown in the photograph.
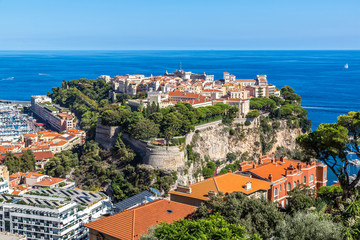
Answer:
[189,192,284,239]
[296,112,360,199]
[141,213,261,240]
[100,102,238,140]
[4,150,35,174]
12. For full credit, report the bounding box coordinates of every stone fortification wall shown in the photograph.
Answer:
[95,118,120,150]
[95,118,185,171]
[121,133,185,171]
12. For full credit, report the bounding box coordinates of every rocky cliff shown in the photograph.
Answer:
[176,118,304,185]
[95,116,305,185]
[190,119,301,161]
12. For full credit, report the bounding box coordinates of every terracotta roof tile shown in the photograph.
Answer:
[85,199,196,240]
[169,173,271,201]
[35,177,65,186]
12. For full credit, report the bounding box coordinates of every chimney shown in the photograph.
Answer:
[268,174,273,182]
[208,190,216,197]
[252,162,256,169]
[280,156,285,163]
[239,164,243,171]
[176,185,192,194]
[244,181,252,191]
[297,162,301,171]
[228,168,232,173]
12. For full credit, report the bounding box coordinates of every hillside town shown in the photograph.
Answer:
[0,69,354,240]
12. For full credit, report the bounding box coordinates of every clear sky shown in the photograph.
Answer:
[0,0,359,50]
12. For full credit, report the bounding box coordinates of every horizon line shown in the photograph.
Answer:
[0,49,360,51]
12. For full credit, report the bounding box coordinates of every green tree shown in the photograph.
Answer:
[273,212,344,240]
[141,213,261,240]
[287,185,316,213]
[4,152,21,174]
[226,152,237,163]
[113,134,136,163]
[20,150,36,172]
[4,150,35,174]
[246,110,260,118]
[296,118,359,199]
[190,192,284,239]
[130,119,160,140]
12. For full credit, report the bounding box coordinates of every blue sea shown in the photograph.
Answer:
[1,50,359,184]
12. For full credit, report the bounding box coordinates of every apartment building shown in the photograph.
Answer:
[31,96,77,132]
[0,188,112,240]
[239,154,327,207]
[0,166,9,194]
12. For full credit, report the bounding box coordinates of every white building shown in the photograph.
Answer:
[96,75,111,83]
[0,189,112,240]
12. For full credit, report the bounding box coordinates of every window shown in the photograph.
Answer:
[274,188,279,199]
[287,182,291,192]
[303,176,307,184]
[280,185,282,191]
[293,182,296,189]
[310,174,314,183]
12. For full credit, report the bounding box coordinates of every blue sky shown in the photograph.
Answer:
[0,0,359,50]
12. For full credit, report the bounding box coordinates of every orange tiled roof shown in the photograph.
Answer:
[85,199,196,240]
[240,155,314,182]
[9,172,25,179]
[35,177,65,186]
[169,172,271,201]
[24,172,44,179]
[236,79,256,82]
[23,133,37,138]
[50,140,67,147]
[33,151,54,161]
[168,91,200,98]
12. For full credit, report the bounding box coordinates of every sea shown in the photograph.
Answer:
[0,50,359,185]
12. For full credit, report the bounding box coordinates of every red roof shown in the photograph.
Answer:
[85,199,196,240]
[35,177,65,186]
[33,151,54,161]
[168,91,201,98]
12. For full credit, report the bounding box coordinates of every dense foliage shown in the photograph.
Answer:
[141,213,261,240]
[249,86,311,133]
[190,192,284,239]
[273,212,344,240]
[100,102,238,141]
[49,78,112,139]
[44,138,176,202]
[4,150,35,174]
[297,111,360,199]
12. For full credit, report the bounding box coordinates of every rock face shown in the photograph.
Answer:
[95,117,303,185]
[190,119,301,161]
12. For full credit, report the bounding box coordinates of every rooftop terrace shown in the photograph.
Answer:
[0,188,105,209]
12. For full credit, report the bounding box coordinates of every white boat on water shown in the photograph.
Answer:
[344,63,349,69]
[349,159,360,166]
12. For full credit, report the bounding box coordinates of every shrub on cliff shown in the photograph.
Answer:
[246,110,260,118]
[273,212,344,240]
[190,192,284,239]
[130,119,160,140]
[141,213,261,240]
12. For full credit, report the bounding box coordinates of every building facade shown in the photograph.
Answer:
[31,96,77,132]
[0,188,111,240]
[239,154,327,207]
